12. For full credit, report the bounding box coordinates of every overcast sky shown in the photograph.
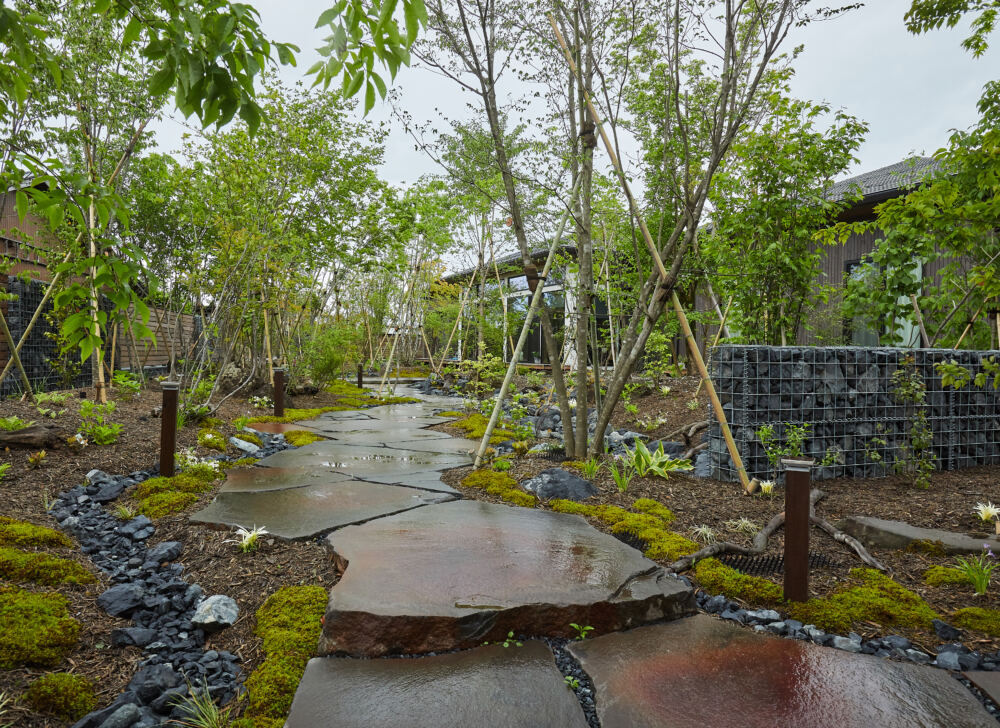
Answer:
[154,0,997,186]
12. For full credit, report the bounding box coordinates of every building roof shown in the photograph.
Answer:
[443,245,577,282]
[826,156,942,203]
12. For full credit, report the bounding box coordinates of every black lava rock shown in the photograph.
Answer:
[97,583,145,617]
[932,619,964,641]
[520,468,598,502]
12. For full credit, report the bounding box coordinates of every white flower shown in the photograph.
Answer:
[975,502,1000,522]
[760,480,775,496]
[225,524,268,553]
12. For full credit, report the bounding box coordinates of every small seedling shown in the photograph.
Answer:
[248,395,273,409]
[569,623,594,641]
[27,450,47,469]
[724,517,761,534]
[114,504,138,520]
[564,676,580,690]
[225,524,268,553]
[580,457,601,479]
[608,459,634,493]
[484,630,523,648]
[492,458,512,472]
[692,524,718,544]
[955,546,997,596]
[0,415,33,431]
[0,463,10,481]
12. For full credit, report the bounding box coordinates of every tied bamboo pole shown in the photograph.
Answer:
[436,271,476,372]
[474,176,582,468]
[549,15,753,492]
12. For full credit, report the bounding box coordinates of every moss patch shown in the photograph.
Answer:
[924,565,973,587]
[0,547,95,586]
[137,492,200,519]
[907,539,949,557]
[197,427,227,452]
[135,471,216,500]
[692,558,784,606]
[0,587,81,668]
[248,407,352,424]
[284,430,324,447]
[451,413,517,444]
[788,568,938,634]
[242,585,327,724]
[548,499,697,563]
[237,431,264,447]
[953,607,1000,636]
[26,672,97,721]
[0,517,72,549]
[460,470,537,508]
[437,410,463,418]
[223,457,260,470]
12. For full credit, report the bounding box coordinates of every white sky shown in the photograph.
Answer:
[153,0,997,186]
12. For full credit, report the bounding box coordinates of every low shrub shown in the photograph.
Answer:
[242,586,327,724]
[787,568,938,633]
[25,672,97,721]
[0,587,80,668]
[0,548,95,586]
[0,517,72,548]
[952,607,1000,636]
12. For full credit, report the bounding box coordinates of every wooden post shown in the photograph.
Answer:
[550,15,753,492]
[782,458,814,602]
[160,382,179,478]
[273,368,286,418]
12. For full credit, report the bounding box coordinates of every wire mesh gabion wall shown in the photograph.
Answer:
[708,345,1000,482]
[1,276,112,396]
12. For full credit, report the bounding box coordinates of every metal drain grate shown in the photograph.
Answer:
[717,552,836,575]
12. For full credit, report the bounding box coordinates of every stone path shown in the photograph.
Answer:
[192,386,999,727]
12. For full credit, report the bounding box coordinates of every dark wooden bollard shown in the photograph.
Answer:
[782,458,815,602]
[274,368,286,418]
[357,363,364,390]
[160,381,180,477]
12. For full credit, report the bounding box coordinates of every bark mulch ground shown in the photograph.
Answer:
[0,384,340,727]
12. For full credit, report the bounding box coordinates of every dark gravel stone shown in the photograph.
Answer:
[520,468,598,502]
[933,619,964,641]
[146,541,183,564]
[129,663,184,703]
[111,627,158,648]
[97,583,145,617]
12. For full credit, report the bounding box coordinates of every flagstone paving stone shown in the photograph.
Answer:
[190,481,455,540]
[318,499,694,657]
[285,642,588,728]
[321,427,456,445]
[255,441,471,475]
[568,614,996,728]
[357,470,460,495]
[964,671,1000,708]
[220,466,352,493]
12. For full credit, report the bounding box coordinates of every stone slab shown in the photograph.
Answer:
[286,642,588,728]
[386,437,476,455]
[964,671,1000,706]
[319,500,694,656]
[294,417,445,433]
[246,422,314,434]
[568,614,995,728]
[220,466,352,493]
[358,471,460,495]
[255,441,468,475]
[190,481,454,540]
[326,427,455,445]
[840,516,1000,554]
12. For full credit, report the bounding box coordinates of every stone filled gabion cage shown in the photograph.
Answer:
[708,345,1000,482]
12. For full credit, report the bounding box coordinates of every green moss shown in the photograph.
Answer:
[0,587,80,668]
[135,471,216,500]
[248,407,351,424]
[284,430,324,447]
[549,498,694,561]
[437,410,464,418]
[326,381,368,396]
[451,413,516,443]
[238,432,264,447]
[25,672,97,721]
[907,539,949,557]
[197,427,227,452]
[0,547,95,586]
[632,498,675,524]
[693,558,785,606]
[952,607,1000,636]
[787,568,938,633]
[231,718,285,728]
[243,586,327,723]
[224,457,260,470]
[924,565,973,587]
[0,517,72,548]
[202,416,225,429]
[460,470,537,508]
[137,491,200,519]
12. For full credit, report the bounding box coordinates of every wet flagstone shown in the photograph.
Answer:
[568,614,995,728]
[285,642,588,728]
[318,499,694,657]
[220,466,351,493]
[190,481,455,540]
[357,470,460,495]
[322,426,455,445]
[964,671,1000,708]
[255,441,471,475]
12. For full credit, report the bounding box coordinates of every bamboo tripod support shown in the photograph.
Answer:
[474,177,582,469]
[378,252,424,395]
[550,16,753,492]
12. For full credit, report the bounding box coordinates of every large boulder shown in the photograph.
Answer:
[520,468,598,502]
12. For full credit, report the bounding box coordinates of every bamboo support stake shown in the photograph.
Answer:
[436,272,475,372]
[0,307,32,395]
[910,294,931,348]
[378,253,423,395]
[955,303,984,349]
[474,177,582,468]
[694,294,734,398]
[549,16,752,491]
